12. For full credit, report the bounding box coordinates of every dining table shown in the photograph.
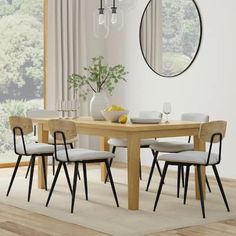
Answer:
[33,117,206,210]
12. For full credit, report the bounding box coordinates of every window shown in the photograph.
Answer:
[0,0,44,164]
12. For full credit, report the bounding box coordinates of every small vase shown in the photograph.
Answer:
[90,92,110,120]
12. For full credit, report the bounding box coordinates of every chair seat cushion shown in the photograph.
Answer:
[108,138,157,147]
[16,143,58,155]
[150,141,194,153]
[55,148,115,162]
[158,151,219,165]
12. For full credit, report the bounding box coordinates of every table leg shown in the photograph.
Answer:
[127,135,140,210]
[100,137,109,182]
[194,135,206,200]
[38,124,48,189]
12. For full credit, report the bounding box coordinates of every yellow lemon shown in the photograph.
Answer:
[105,105,125,112]
[119,115,128,124]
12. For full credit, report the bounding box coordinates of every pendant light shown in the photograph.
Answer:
[93,0,109,38]
[109,0,124,31]
[94,0,136,38]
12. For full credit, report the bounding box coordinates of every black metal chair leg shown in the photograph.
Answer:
[28,156,36,202]
[42,156,47,191]
[197,165,205,218]
[139,159,142,180]
[181,165,185,188]
[63,162,72,194]
[183,165,190,205]
[83,162,88,200]
[104,146,116,184]
[7,155,22,196]
[206,176,211,193]
[105,159,119,207]
[177,165,181,198]
[155,158,162,177]
[52,156,55,176]
[46,162,62,207]
[69,143,74,149]
[146,151,158,191]
[111,146,116,154]
[77,163,81,180]
[153,162,168,211]
[25,156,32,179]
[212,165,230,212]
[71,162,78,213]
[105,158,114,184]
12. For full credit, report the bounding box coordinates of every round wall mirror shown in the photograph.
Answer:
[140,0,202,77]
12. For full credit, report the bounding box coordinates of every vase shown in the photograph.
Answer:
[90,92,110,120]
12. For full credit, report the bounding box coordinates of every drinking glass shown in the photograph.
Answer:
[62,100,69,119]
[56,100,63,119]
[163,102,171,123]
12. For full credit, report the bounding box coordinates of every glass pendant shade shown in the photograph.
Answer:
[93,10,109,38]
[109,8,124,31]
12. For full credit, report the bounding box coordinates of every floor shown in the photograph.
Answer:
[1,201,236,236]
[0,164,236,236]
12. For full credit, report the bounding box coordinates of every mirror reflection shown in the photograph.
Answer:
[140,0,202,77]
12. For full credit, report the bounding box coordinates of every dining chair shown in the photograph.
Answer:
[147,113,211,197]
[105,111,163,183]
[46,119,119,213]
[26,109,78,177]
[7,116,61,202]
[153,120,230,218]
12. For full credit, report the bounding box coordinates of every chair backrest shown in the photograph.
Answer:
[27,110,59,118]
[181,113,209,122]
[48,119,77,141]
[9,116,33,135]
[199,120,227,143]
[139,111,162,119]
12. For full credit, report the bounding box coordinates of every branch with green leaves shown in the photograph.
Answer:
[68,56,128,100]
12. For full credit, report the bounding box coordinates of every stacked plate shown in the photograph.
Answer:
[130,111,162,124]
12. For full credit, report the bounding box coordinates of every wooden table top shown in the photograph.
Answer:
[32,116,201,132]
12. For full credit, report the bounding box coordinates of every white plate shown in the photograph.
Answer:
[130,117,162,124]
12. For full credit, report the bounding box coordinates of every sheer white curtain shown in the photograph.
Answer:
[140,0,162,71]
[47,0,87,113]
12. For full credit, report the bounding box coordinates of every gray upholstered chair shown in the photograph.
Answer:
[26,110,78,177]
[106,111,163,183]
[147,113,210,196]
[6,116,62,202]
[46,119,119,213]
[153,120,230,218]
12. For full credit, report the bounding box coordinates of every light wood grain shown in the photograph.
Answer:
[9,116,33,135]
[43,0,48,109]
[37,123,49,189]
[194,135,206,200]
[100,137,109,182]
[199,120,227,143]
[127,134,140,210]
[48,119,77,141]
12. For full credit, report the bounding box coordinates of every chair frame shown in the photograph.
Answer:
[7,126,52,202]
[147,136,211,195]
[46,130,119,213]
[153,130,230,218]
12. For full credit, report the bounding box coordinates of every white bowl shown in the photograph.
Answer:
[101,110,129,122]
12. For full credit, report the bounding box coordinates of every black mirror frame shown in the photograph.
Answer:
[139,0,203,78]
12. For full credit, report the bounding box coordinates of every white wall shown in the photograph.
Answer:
[105,0,236,178]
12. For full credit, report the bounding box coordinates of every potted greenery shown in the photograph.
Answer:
[68,56,128,120]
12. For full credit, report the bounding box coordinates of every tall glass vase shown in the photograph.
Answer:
[90,92,110,120]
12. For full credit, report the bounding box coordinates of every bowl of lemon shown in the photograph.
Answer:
[101,105,129,123]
